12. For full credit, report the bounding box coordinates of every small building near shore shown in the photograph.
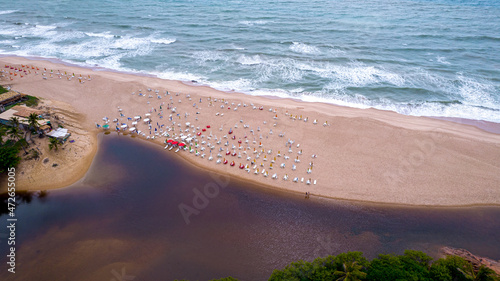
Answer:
[46,127,71,142]
[0,91,26,111]
[39,124,52,134]
[0,105,49,130]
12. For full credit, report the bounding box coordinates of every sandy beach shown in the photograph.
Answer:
[1,55,499,206]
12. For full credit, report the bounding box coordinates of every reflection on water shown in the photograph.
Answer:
[1,133,499,280]
[0,191,48,216]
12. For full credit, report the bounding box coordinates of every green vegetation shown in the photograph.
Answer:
[269,250,499,281]
[27,112,41,139]
[0,114,41,173]
[0,122,23,173]
[0,144,21,173]
[174,250,499,281]
[48,137,59,151]
[0,85,8,94]
[22,95,39,107]
[2,95,40,111]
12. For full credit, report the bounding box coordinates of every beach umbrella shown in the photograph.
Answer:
[144,118,150,122]
[121,124,128,128]
[134,116,141,120]
[179,143,186,147]
[132,121,138,125]
[129,127,136,131]
[145,113,151,117]
[102,124,110,129]
[172,141,179,145]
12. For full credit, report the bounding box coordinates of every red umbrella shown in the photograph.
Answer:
[206,125,211,128]
[172,141,179,145]
[167,139,173,143]
[178,143,186,147]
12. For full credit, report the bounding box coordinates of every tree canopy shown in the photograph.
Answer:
[269,250,499,281]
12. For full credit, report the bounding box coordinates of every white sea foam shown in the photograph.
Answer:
[456,74,498,109]
[228,44,245,50]
[236,55,263,65]
[35,24,57,30]
[0,10,18,15]
[150,38,176,45]
[154,70,206,82]
[86,54,126,71]
[208,78,253,92]
[192,50,227,63]
[289,42,321,54]
[85,32,115,39]
[239,20,269,26]
[436,56,451,65]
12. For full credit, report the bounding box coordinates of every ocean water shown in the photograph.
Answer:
[0,0,499,122]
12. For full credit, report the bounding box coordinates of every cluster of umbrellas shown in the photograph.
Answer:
[166,139,186,147]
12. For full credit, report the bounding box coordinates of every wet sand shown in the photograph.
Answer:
[1,55,500,206]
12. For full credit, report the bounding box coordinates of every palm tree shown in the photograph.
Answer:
[48,137,59,151]
[7,118,28,154]
[27,113,40,138]
[458,263,498,281]
[7,125,22,142]
[334,260,367,281]
[9,116,20,132]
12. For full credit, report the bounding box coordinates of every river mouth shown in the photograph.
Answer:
[1,133,499,280]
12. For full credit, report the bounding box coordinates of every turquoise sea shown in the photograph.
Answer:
[0,0,499,122]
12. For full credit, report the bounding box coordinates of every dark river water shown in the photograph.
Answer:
[1,133,499,280]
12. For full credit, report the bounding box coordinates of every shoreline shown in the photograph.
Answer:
[3,54,499,132]
[1,55,500,207]
[44,131,500,209]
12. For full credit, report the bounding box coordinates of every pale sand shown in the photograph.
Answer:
[1,55,499,206]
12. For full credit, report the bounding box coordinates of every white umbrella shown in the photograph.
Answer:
[121,124,128,128]
[185,122,190,127]
[134,116,141,120]
[145,113,151,117]
[129,127,136,131]
[143,118,150,122]
[132,121,138,125]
